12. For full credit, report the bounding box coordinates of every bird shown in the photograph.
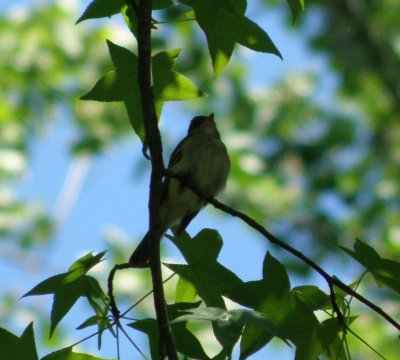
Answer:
[129,113,230,267]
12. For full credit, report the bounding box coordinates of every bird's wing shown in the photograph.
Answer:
[168,137,187,169]
[174,209,201,236]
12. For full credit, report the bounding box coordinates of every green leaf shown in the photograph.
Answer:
[287,0,305,24]
[171,322,210,359]
[279,297,322,360]
[172,307,283,360]
[81,41,206,141]
[219,9,280,53]
[167,230,242,308]
[128,320,160,360]
[168,301,203,319]
[22,252,107,337]
[41,347,113,360]
[240,324,273,360]
[76,311,114,350]
[176,276,197,302]
[226,252,324,359]
[340,239,400,295]
[76,0,125,24]
[292,285,331,311]
[50,276,105,336]
[153,49,206,102]
[76,315,100,330]
[172,307,279,333]
[226,252,291,358]
[180,0,281,76]
[68,251,107,279]
[129,302,209,360]
[0,323,38,360]
[171,306,227,323]
[167,230,243,356]
[170,307,242,359]
[225,252,291,309]
[76,0,174,23]
[319,318,350,360]
[153,0,176,10]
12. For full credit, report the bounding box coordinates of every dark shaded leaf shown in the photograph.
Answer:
[287,0,305,24]
[292,285,331,311]
[0,323,38,360]
[340,239,400,295]
[226,252,326,359]
[180,0,281,75]
[77,0,174,23]
[129,302,209,359]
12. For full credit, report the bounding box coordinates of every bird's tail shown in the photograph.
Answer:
[129,232,150,267]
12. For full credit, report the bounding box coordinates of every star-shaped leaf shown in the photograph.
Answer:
[166,229,243,356]
[340,239,400,295]
[225,252,324,360]
[42,346,113,360]
[76,0,175,23]
[166,230,242,308]
[0,323,38,360]
[180,0,281,76]
[22,252,107,337]
[81,41,206,141]
[129,302,209,360]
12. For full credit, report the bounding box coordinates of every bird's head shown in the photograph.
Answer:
[188,113,220,137]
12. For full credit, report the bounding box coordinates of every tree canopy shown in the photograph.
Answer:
[1,0,400,359]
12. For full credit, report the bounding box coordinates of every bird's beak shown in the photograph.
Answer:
[207,113,215,124]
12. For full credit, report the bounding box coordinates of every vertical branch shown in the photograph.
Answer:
[135,0,178,358]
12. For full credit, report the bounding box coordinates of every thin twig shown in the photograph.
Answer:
[121,273,176,318]
[164,170,400,332]
[71,272,176,351]
[119,322,148,359]
[108,263,133,320]
[328,281,344,329]
[346,327,386,360]
[116,324,120,360]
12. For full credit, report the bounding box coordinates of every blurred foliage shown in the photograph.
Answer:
[0,2,130,254]
[1,0,400,358]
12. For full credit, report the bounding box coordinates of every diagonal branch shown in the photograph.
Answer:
[164,170,400,332]
[135,0,178,358]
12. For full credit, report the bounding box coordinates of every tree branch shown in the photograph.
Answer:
[135,0,177,358]
[164,170,400,332]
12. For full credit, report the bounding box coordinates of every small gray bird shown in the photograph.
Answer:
[129,113,230,266]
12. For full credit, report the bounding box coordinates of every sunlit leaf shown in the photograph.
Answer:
[22,252,107,337]
[81,41,205,141]
[41,346,113,360]
[175,276,197,302]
